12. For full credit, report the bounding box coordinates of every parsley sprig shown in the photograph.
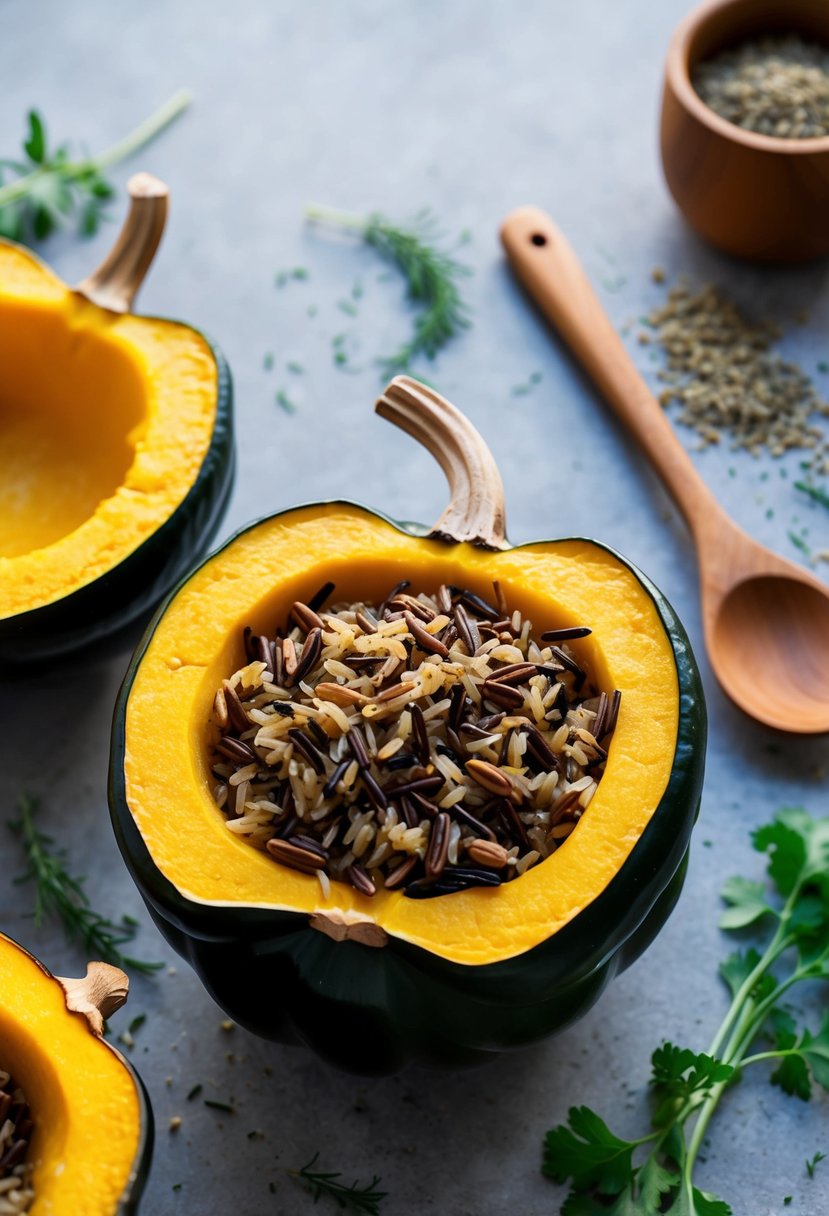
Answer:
[0,90,191,244]
[289,1153,386,1214]
[306,204,471,374]
[9,794,162,974]
[544,808,829,1214]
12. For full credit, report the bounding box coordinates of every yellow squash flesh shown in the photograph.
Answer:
[0,934,142,1215]
[124,502,679,965]
[0,241,218,618]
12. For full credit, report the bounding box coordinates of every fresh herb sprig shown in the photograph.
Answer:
[0,90,191,244]
[289,1153,386,1214]
[306,204,471,374]
[9,795,162,974]
[544,808,829,1215]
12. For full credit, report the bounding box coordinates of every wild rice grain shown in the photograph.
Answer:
[210,583,621,896]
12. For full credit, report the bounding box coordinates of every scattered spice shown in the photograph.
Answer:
[645,280,829,465]
[209,580,619,899]
[168,1116,182,1133]
[694,35,829,139]
[275,267,309,287]
[275,390,297,415]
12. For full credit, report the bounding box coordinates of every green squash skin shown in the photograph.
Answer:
[0,333,234,670]
[109,504,706,1074]
[118,1063,154,1215]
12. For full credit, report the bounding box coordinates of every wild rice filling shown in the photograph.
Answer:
[0,1072,33,1216]
[209,580,620,898]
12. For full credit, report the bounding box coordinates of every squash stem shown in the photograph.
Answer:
[376,375,509,549]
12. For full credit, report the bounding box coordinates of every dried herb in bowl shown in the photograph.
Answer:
[693,34,829,139]
[209,580,619,899]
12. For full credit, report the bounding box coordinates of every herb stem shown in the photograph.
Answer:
[89,88,193,171]
[0,89,192,210]
[305,203,367,231]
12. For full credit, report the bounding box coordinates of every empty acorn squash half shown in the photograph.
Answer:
[0,932,152,1214]
[0,173,234,666]
[110,377,706,1073]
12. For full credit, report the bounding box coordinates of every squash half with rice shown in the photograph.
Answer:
[110,376,706,1072]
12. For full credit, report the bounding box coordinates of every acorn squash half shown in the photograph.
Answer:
[0,174,234,667]
[110,377,705,1073]
[0,932,152,1214]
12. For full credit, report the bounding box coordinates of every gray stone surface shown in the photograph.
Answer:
[1,1,828,1213]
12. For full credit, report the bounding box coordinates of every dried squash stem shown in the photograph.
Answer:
[376,376,508,550]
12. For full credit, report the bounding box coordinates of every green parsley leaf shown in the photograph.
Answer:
[719,877,774,929]
[543,1106,638,1195]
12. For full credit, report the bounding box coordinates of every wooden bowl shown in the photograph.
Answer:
[660,0,829,261]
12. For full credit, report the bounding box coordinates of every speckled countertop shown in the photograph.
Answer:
[1,2,828,1213]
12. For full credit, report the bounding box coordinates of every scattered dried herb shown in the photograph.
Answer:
[694,35,829,139]
[203,1099,235,1114]
[0,90,190,244]
[186,1084,203,1102]
[306,204,471,374]
[645,280,828,466]
[275,267,309,287]
[795,479,829,510]
[9,795,162,974]
[806,1151,826,1178]
[289,1153,386,1214]
[544,808,829,1215]
[276,389,297,414]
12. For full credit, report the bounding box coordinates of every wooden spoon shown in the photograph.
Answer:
[501,205,829,734]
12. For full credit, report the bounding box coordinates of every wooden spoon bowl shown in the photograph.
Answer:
[501,205,829,734]
[661,0,829,261]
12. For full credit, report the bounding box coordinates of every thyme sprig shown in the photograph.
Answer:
[306,203,471,374]
[9,795,162,975]
[544,808,829,1214]
[0,89,191,244]
[289,1153,387,1214]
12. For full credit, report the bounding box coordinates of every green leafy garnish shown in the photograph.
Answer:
[276,389,297,414]
[0,91,190,244]
[543,808,829,1215]
[795,480,829,510]
[9,795,162,974]
[306,203,471,374]
[289,1153,386,1214]
[806,1151,826,1178]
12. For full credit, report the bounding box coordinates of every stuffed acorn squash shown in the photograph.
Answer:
[110,377,705,1073]
[0,932,152,1214]
[0,173,234,667]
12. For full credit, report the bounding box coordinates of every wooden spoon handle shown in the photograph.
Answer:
[500,206,721,536]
